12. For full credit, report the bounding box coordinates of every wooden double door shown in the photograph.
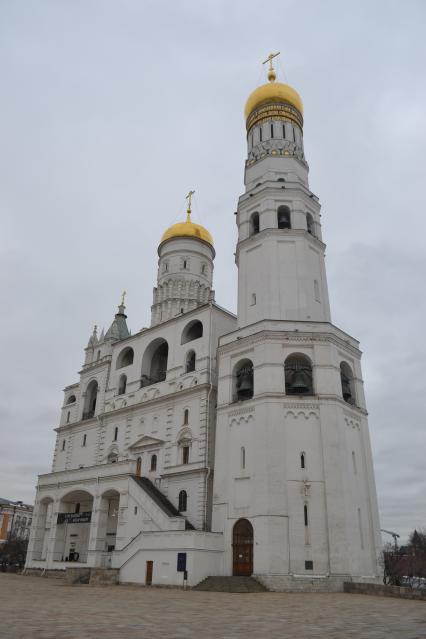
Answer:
[232,519,253,576]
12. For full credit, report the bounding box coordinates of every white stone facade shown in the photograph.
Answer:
[26,69,382,590]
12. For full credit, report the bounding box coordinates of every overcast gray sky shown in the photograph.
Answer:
[1,0,425,543]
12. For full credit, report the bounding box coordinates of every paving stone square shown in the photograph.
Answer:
[0,574,425,639]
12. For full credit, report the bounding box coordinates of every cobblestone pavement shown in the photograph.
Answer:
[1,574,425,639]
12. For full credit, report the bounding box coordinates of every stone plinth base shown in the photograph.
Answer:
[65,568,91,584]
[344,582,426,600]
[255,574,381,593]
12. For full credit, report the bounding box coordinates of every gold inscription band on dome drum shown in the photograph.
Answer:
[246,103,304,134]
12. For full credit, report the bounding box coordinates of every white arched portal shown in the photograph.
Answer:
[53,490,94,563]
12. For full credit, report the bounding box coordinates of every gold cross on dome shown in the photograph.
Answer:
[186,190,195,221]
[262,51,280,71]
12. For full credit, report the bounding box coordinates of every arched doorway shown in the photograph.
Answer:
[232,519,253,576]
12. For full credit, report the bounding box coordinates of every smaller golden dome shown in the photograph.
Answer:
[161,214,213,247]
[244,81,303,120]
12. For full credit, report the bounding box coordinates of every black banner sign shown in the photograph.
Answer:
[57,512,92,524]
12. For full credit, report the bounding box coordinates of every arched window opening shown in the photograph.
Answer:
[118,374,127,395]
[97,350,101,360]
[270,123,274,138]
[304,504,309,527]
[66,411,70,424]
[301,452,306,469]
[185,350,196,373]
[150,454,157,472]
[117,347,134,369]
[181,320,203,344]
[182,446,190,465]
[61,440,66,451]
[66,395,76,405]
[233,359,254,402]
[277,205,291,229]
[184,409,189,425]
[340,362,356,405]
[285,354,313,396]
[249,212,259,236]
[83,380,98,420]
[108,452,118,464]
[306,213,315,236]
[136,456,142,477]
[113,427,118,441]
[178,490,187,512]
[141,339,169,387]
[241,446,246,470]
[82,434,87,447]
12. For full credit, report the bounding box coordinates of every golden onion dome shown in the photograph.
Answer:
[161,214,213,247]
[244,54,303,132]
[244,80,303,120]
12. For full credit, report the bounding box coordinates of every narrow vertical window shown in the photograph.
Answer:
[282,123,286,139]
[82,434,87,447]
[352,451,357,475]
[113,426,118,441]
[61,440,66,451]
[183,260,187,269]
[358,507,364,549]
[66,411,70,424]
[292,127,296,142]
[259,127,262,142]
[182,446,190,464]
[241,446,246,470]
[270,123,274,138]
[304,504,309,527]
[184,409,189,425]
[75,503,80,514]
[178,490,187,512]
[314,280,320,302]
[251,293,256,306]
[251,133,254,148]
[150,454,157,472]
[300,452,305,469]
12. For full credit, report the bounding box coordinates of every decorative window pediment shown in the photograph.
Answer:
[128,435,165,451]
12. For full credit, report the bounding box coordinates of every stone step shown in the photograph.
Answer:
[193,576,268,593]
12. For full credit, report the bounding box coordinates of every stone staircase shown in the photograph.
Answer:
[131,475,194,530]
[193,576,268,593]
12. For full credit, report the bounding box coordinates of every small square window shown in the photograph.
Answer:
[305,560,313,570]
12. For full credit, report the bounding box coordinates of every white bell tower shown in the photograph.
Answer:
[236,53,330,328]
[212,54,382,591]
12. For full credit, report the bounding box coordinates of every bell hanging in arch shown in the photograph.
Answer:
[289,370,309,394]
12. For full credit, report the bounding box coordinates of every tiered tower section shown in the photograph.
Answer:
[237,60,330,327]
[151,201,215,326]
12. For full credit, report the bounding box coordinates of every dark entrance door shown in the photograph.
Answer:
[145,560,153,585]
[232,519,253,576]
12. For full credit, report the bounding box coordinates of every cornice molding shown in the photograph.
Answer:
[218,328,361,358]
